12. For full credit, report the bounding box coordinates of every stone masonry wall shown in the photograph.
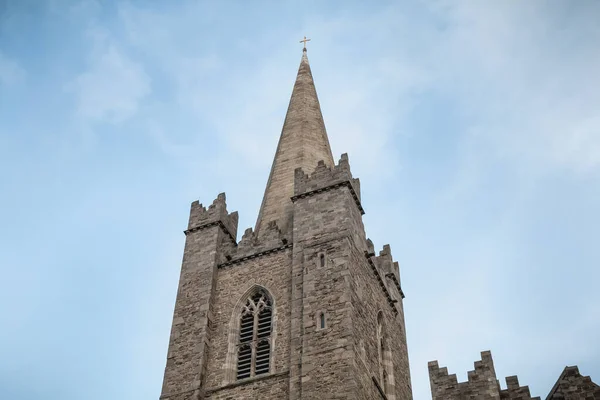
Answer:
[546,366,600,399]
[500,376,541,400]
[161,153,414,400]
[288,154,412,400]
[289,189,364,398]
[205,373,289,400]
[160,194,238,400]
[296,236,357,400]
[204,249,292,391]
[429,351,500,400]
[429,351,541,400]
[367,241,410,399]
[349,241,412,400]
[292,154,365,248]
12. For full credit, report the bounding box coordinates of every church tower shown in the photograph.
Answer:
[159,45,413,400]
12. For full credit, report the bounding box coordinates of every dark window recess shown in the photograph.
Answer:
[255,339,270,375]
[320,254,325,267]
[236,290,273,380]
[237,345,252,380]
[319,313,326,329]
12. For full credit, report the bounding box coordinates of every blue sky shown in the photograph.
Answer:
[1,1,599,399]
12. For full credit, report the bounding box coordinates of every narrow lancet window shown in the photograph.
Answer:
[236,289,273,380]
[320,253,325,267]
[377,311,386,392]
[319,312,326,329]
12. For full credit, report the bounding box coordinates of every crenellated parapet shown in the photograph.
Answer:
[366,241,405,299]
[376,244,404,297]
[218,220,291,268]
[429,351,500,399]
[500,376,541,399]
[185,192,239,244]
[469,350,499,383]
[428,360,461,399]
[364,240,405,318]
[292,153,363,215]
[237,227,256,250]
[429,351,541,400]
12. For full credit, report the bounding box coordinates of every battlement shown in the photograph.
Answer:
[428,360,459,385]
[429,351,499,399]
[293,153,362,209]
[499,376,540,399]
[186,192,239,243]
[218,220,291,268]
[369,242,404,299]
[429,351,541,400]
[373,244,404,298]
[471,350,498,380]
[376,244,400,283]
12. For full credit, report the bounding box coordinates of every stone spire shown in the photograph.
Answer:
[254,48,335,236]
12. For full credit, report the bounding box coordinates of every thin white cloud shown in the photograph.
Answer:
[72,3,599,399]
[115,2,416,182]
[118,1,223,114]
[429,1,600,173]
[0,51,26,86]
[65,28,151,124]
[304,1,600,176]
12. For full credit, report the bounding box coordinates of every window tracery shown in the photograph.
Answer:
[237,290,273,380]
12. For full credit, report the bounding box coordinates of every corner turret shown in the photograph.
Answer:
[186,192,239,244]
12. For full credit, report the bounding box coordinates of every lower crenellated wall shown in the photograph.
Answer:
[500,375,541,400]
[428,351,540,400]
[429,350,600,399]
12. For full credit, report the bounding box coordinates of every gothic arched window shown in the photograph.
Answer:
[237,289,273,380]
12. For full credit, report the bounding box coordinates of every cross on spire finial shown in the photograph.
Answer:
[299,36,311,51]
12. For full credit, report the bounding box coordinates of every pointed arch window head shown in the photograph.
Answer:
[237,290,273,380]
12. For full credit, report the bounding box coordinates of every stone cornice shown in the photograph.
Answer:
[291,180,365,215]
[205,370,290,394]
[159,385,200,399]
[218,244,292,268]
[385,272,405,299]
[184,220,237,245]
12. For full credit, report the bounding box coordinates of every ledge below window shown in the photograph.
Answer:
[205,370,290,394]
